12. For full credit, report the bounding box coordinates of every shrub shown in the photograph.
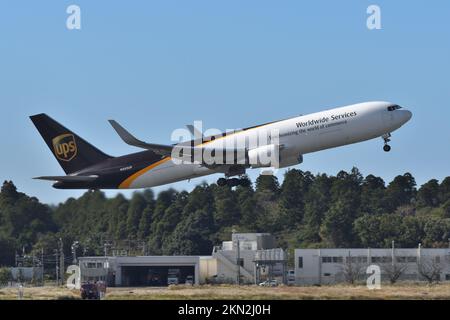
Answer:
[0,268,12,286]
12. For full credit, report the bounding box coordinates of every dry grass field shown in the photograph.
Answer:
[1,283,450,300]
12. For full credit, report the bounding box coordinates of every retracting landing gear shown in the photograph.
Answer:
[217,177,250,187]
[382,133,391,152]
[217,178,227,187]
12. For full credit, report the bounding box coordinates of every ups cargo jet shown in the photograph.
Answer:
[30,101,412,189]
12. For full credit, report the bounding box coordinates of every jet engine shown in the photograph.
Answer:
[248,144,280,168]
[278,153,303,169]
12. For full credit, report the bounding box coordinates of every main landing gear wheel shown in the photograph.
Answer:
[217,178,227,187]
[382,133,392,152]
[217,177,250,187]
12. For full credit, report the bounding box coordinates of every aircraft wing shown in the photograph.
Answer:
[108,120,173,156]
[33,175,98,182]
[108,119,248,164]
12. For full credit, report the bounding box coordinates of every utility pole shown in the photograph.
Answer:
[236,238,240,285]
[418,243,422,261]
[71,241,79,264]
[417,243,422,282]
[104,241,108,257]
[41,248,44,286]
[391,240,395,266]
[32,252,35,284]
[59,238,64,286]
[54,249,59,286]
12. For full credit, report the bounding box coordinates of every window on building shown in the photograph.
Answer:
[322,256,343,263]
[445,274,450,281]
[435,256,441,263]
[324,273,331,277]
[371,256,392,264]
[348,256,367,264]
[238,258,244,267]
[298,257,303,268]
[397,256,419,263]
[84,261,106,269]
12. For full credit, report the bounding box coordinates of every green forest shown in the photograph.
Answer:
[1,167,450,267]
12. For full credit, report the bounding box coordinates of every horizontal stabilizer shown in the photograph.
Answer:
[108,120,172,156]
[33,175,98,182]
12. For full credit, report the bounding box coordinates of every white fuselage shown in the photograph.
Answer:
[124,101,412,189]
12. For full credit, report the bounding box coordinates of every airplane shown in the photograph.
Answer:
[30,101,412,189]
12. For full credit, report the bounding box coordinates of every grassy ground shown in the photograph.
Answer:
[1,283,450,300]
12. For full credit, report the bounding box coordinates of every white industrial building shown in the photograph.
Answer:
[295,247,450,285]
[78,240,450,287]
[79,233,286,286]
[211,233,286,284]
[79,255,201,286]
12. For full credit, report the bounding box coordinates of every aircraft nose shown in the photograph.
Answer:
[396,110,412,124]
[401,109,412,123]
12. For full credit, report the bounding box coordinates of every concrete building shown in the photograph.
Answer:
[78,233,286,286]
[79,255,201,286]
[295,247,450,285]
[211,233,286,284]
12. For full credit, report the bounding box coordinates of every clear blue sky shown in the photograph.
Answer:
[1,1,449,204]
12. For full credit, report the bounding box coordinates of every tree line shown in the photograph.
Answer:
[1,167,450,267]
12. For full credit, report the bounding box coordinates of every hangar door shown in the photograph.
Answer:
[121,265,195,286]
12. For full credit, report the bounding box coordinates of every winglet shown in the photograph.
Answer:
[186,124,204,139]
[108,120,146,147]
[108,120,172,156]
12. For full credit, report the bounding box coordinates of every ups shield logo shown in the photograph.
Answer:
[53,134,77,161]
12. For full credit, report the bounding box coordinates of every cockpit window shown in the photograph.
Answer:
[387,105,402,111]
